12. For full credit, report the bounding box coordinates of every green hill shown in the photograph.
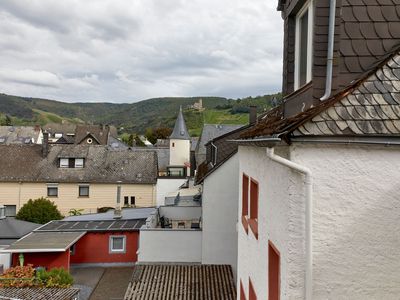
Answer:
[0,93,281,136]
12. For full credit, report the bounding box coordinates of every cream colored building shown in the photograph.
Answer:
[0,182,156,215]
[0,142,158,215]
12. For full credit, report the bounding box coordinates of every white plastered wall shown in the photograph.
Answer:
[156,178,187,206]
[237,146,305,300]
[169,139,190,166]
[202,154,239,276]
[291,143,400,299]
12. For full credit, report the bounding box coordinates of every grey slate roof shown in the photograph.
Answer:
[0,126,41,144]
[190,137,199,152]
[294,51,400,136]
[131,147,170,172]
[170,107,190,140]
[0,217,40,244]
[0,144,158,184]
[2,231,86,252]
[43,123,76,136]
[195,124,243,165]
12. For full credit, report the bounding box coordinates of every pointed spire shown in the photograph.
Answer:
[170,106,190,140]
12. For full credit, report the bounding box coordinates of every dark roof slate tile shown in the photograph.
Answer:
[241,47,400,139]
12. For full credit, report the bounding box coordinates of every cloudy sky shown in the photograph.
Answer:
[0,0,283,103]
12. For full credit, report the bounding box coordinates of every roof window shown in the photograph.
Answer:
[294,0,314,89]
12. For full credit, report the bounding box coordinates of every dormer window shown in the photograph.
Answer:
[75,158,84,168]
[295,0,314,89]
[60,158,69,168]
[59,158,85,168]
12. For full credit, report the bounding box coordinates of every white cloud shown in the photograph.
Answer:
[0,69,61,88]
[0,0,283,103]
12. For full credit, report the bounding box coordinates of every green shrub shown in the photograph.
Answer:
[16,197,63,224]
[37,268,73,288]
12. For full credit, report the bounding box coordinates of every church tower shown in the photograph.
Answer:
[169,106,191,174]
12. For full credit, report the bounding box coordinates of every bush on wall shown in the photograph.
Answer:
[16,197,63,224]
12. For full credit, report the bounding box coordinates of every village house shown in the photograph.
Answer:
[0,135,158,215]
[0,125,43,145]
[43,123,123,147]
[0,206,41,271]
[1,208,155,270]
[235,0,400,299]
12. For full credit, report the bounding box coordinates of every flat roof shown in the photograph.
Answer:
[124,264,236,300]
[1,231,85,253]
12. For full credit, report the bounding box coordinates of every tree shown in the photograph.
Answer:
[145,127,173,144]
[16,197,63,224]
[128,134,135,147]
[4,115,12,126]
[134,135,145,147]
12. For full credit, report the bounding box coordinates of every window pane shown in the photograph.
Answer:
[112,237,124,250]
[60,158,69,168]
[250,180,258,219]
[124,196,129,206]
[130,196,135,205]
[75,158,84,168]
[48,187,58,196]
[299,10,309,86]
[79,186,89,196]
[242,175,249,216]
[5,205,16,217]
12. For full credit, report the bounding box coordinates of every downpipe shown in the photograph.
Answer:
[266,148,313,300]
[320,0,337,101]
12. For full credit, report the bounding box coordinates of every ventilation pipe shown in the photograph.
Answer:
[266,148,313,300]
[320,0,337,101]
[114,183,122,219]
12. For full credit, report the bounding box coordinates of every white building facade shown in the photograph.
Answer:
[201,153,239,275]
[237,142,400,299]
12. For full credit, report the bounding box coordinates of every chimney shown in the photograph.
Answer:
[42,132,49,158]
[249,106,257,125]
[114,184,122,219]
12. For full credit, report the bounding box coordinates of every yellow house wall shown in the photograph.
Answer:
[0,182,156,215]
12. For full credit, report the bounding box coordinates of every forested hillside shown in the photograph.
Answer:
[0,93,281,135]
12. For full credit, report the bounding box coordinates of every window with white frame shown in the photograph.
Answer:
[47,184,58,197]
[295,0,314,89]
[75,158,84,168]
[109,236,126,253]
[79,185,89,197]
[59,158,69,168]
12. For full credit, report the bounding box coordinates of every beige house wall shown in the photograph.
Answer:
[0,182,156,215]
